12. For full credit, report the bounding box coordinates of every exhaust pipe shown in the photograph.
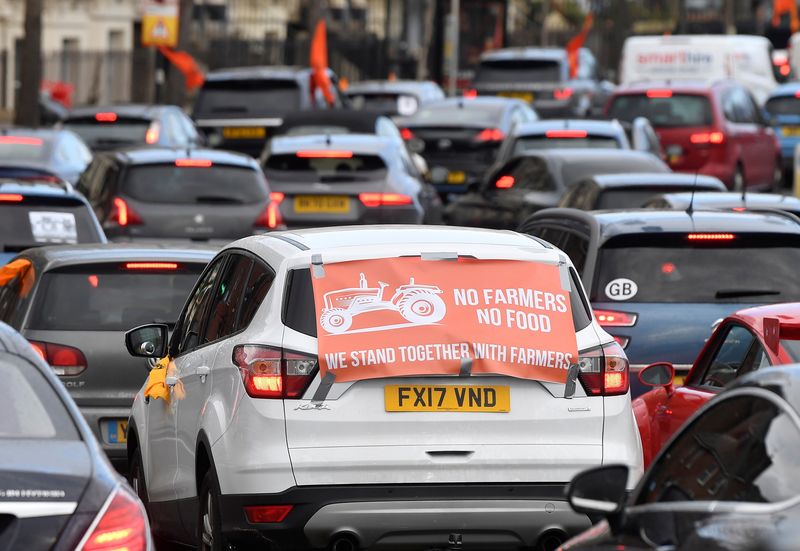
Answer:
[329,533,359,551]
[536,528,569,551]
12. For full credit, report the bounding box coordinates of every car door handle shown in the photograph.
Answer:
[197,366,210,384]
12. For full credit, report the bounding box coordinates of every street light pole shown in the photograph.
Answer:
[447,0,459,96]
[15,0,43,126]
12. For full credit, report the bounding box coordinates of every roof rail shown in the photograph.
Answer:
[267,233,309,250]
[731,206,800,226]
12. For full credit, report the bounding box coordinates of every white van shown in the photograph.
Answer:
[620,35,778,104]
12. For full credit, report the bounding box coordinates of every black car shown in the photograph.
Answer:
[644,190,800,217]
[0,321,151,548]
[518,208,800,396]
[0,128,92,185]
[343,80,445,116]
[62,104,201,152]
[561,364,800,550]
[558,173,726,210]
[445,149,669,229]
[471,47,614,118]
[193,66,345,157]
[397,97,538,197]
[77,147,279,241]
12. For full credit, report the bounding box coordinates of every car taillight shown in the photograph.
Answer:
[95,112,118,122]
[577,341,629,396]
[28,340,87,377]
[463,88,478,98]
[495,175,515,189]
[612,336,629,349]
[254,192,284,229]
[296,150,353,158]
[359,193,413,207]
[145,122,160,145]
[687,232,734,241]
[0,193,23,202]
[78,485,148,551]
[594,309,637,327]
[475,128,505,142]
[124,262,179,270]
[0,136,44,145]
[109,197,143,227]
[554,87,573,100]
[175,158,212,167]
[545,129,588,139]
[400,128,415,140]
[244,505,293,523]
[233,345,317,399]
[689,131,724,145]
[646,89,673,98]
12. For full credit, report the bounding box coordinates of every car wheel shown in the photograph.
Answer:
[130,448,183,551]
[198,469,225,551]
[732,165,745,192]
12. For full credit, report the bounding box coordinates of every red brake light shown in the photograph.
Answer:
[175,158,212,167]
[400,128,415,141]
[687,233,734,241]
[296,150,353,158]
[795,91,800,99]
[0,136,44,146]
[594,309,637,327]
[233,345,317,399]
[463,88,478,98]
[661,262,676,274]
[732,206,747,212]
[87,275,99,288]
[145,122,160,144]
[781,64,791,76]
[545,129,588,139]
[244,505,293,524]
[577,341,629,396]
[475,128,505,142]
[95,112,118,122]
[0,193,23,202]
[110,197,143,227]
[359,193,413,207]
[124,262,179,270]
[28,340,87,377]
[690,132,724,144]
[646,89,673,98]
[78,485,147,551]
[495,175,515,189]
[269,192,285,203]
[554,87,573,100]
[255,193,284,230]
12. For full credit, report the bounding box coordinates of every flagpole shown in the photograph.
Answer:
[447,0,459,96]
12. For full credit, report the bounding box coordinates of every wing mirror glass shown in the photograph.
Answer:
[639,362,675,388]
[566,464,629,516]
[125,323,168,359]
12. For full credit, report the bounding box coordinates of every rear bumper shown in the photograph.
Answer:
[219,483,589,551]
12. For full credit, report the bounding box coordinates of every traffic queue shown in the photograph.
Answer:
[2,30,800,551]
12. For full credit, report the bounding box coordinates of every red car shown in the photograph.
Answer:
[606,81,782,191]
[633,302,800,467]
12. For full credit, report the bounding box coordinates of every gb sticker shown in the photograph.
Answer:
[604,278,638,301]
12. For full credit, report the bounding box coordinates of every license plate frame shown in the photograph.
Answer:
[222,126,267,140]
[294,195,351,214]
[447,171,466,184]
[497,91,534,103]
[385,384,510,412]
[104,418,128,444]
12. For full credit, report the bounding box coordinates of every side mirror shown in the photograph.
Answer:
[125,324,169,359]
[639,362,675,388]
[566,464,629,516]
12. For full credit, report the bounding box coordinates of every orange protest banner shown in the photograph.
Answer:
[311,257,578,384]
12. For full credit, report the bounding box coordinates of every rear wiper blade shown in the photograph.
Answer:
[3,244,39,252]
[194,196,243,204]
[210,106,248,113]
[715,289,781,299]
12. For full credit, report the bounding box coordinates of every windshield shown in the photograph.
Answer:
[411,104,504,127]
[513,136,620,153]
[474,59,563,83]
[765,96,800,117]
[64,117,151,149]
[123,164,266,204]
[593,235,800,303]
[608,94,713,127]
[264,154,387,183]
[0,199,102,250]
[28,263,205,331]
[194,80,301,118]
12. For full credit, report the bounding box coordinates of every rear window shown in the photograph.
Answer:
[348,93,419,116]
[561,157,668,187]
[592,234,800,303]
[123,164,266,204]
[474,59,563,83]
[194,79,301,118]
[64,117,151,149]
[513,136,620,153]
[0,356,78,440]
[596,187,696,209]
[607,94,713,128]
[0,198,103,251]
[264,154,387,183]
[28,262,206,331]
[0,137,50,162]
[765,96,800,117]
[412,103,505,126]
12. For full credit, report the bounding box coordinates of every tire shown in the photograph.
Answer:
[198,469,225,551]
[397,292,446,324]
[130,448,183,551]
[732,165,745,192]
[320,308,353,334]
[772,160,785,193]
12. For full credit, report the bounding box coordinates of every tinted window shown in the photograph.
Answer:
[123,164,266,204]
[264,154,387,183]
[194,80,301,118]
[560,157,668,188]
[28,263,205,331]
[0,357,78,440]
[608,94,713,127]
[64,117,151,149]
[202,254,252,344]
[696,325,760,388]
[0,198,103,250]
[0,136,51,162]
[765,96,800,116]
[497,157,556,192]
[593,235,800,303]
[411,103,505,126]
[637,394,800,503]
[474,59,563,83]
[172,258,225,355]
[238,260,275,329]
[513,136,621,153]
[595,188,700,210]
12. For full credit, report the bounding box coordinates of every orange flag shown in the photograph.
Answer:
[158,46,205,91]
[566,14,594,79]
[309,19,335,106]
[773,0,800,32]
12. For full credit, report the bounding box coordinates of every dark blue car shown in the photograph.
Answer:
[520,208,800,396]
[765,83,800,176]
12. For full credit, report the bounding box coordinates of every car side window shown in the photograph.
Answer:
[733,88,757,124]
[697,324,757,388]
[559,233,590,273]
[525,224,566,248]
[76,159,102,200]
[202,254,253,344]
[721,89,738,123]
[171,257,226,356]
[500,158,556,192]
[237,259,276,330]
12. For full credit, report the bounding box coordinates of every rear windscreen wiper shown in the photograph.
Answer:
[194,196,243,204]
[715,289,781,299]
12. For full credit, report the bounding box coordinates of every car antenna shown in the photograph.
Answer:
[686,172,697,216]
[325,133,332,146]
[741,173,747,206]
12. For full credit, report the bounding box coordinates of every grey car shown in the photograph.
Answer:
[0,243,215,470]
[0,127,92,185]
[343,80,445,116]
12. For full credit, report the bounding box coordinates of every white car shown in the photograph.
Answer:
[124,225,643,551]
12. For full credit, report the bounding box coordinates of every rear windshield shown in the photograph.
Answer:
[513,136,620,153]
[194,80,301,118]
[596,188,697,209]
[411,103,505,126]
[607,94,713,128]
[592,235,800,303]
[474,59,563,83]
[28,263,205,331]
[0,198,102,251]
[0,137,51,162]
[123,164,266,204]
[561,157,667,187]
[264,154,387,183]
[64,117,150,149]
[348,93,419,115]
[765,96,800,117]
[0,357,79,440]
[283,267,593,337]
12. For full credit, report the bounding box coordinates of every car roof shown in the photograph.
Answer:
[516,148,662,163]
[19,243,217,272]
[344,80,440,94]
[203,66,313,82]
[66,104,168,119]
[589,173,725,189]
[268,134,397,156]
[729,302,800,332]
[480,47,568,62]
[653,192,800,211]
[769,82,800,98]
[513,119,624,137]
[277,109,385,133]
[101,146,257,167]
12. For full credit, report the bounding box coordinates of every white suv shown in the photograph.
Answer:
[124,226,643,551]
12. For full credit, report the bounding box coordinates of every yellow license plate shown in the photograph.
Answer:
[447,171,466,184]
[294,195,350,213]
[673,375,686,387]
[498,91,534,102]
[106,419,127,444]
[385,385,510,412]
[222,126,266,139]
[783,126,800,137]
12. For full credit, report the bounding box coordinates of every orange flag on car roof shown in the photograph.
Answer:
[158,46,205,91]
[0,259,35,297]
[309,19,335,106]
[773,0,800,32]
[566,14,594,79]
